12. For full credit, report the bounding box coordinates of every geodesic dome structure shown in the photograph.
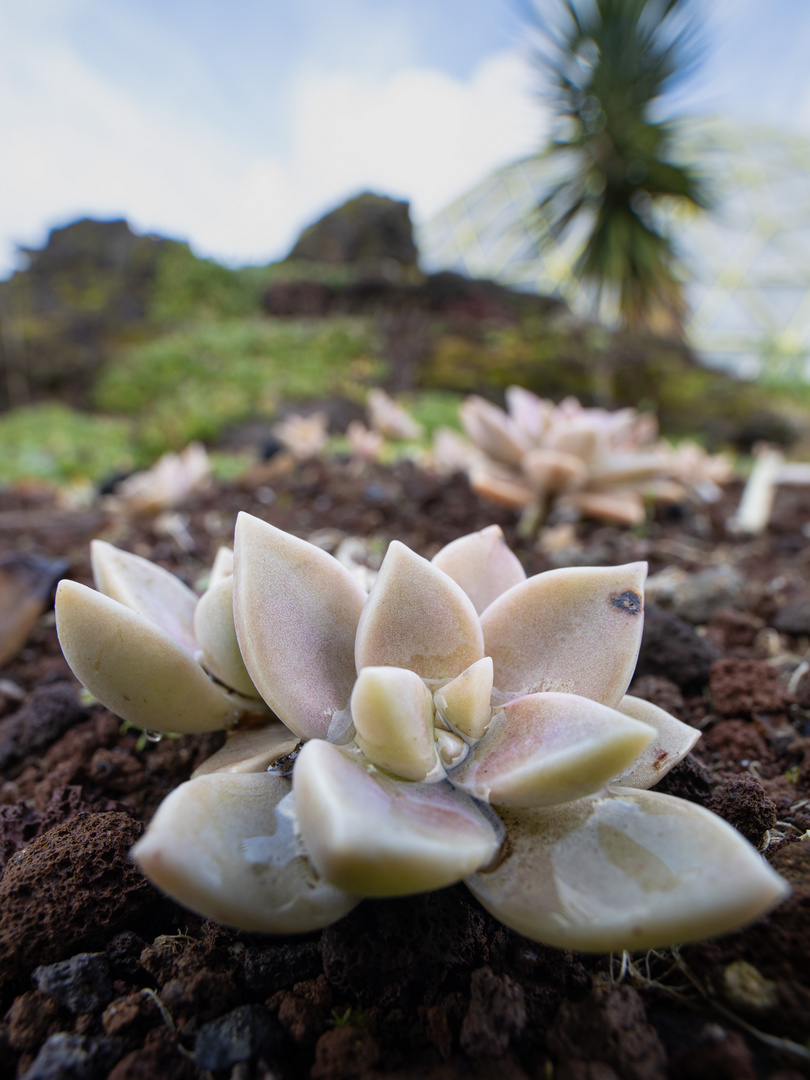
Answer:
[418,120,810,381]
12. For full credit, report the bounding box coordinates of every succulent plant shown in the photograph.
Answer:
[55,520,787,950]
[457,388,731,528]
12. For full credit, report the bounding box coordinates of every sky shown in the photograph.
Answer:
[2,0,810,278]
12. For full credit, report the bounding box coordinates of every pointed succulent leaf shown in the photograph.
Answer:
[505,385,550,442]
[355,541,484,680]
[192,722,300,778]
[90,540,198,654]
[194,574,260,698]
[460,395,529,467]
[611,695,701,789]
[132,772,359,932]
[546,425,598,461]
[450,692,655,807]
[566,490,646,526]
[469,465,535,509]
[208,546,234,588]
[55,581,244,733]
[351,666,440,781]
[589,453,671,485]
[466,787,790,952]
[234,513,367,742]
[481,563,647,708]
[521,448,587,494]
[293,740,502,897]
[431,526,525,615]
[434,657,494,740]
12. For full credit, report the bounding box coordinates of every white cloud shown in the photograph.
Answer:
[0,3,541,275]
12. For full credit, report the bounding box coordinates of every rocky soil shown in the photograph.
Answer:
[1,457,809,1080]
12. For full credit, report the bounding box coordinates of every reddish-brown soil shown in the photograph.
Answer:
[1,458,809,1079]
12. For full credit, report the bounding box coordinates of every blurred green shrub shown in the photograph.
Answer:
[93,317,384,457]
[0,403,135,483]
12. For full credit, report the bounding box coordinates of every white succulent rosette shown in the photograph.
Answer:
[459,388,731,525]
[55,520,788,950]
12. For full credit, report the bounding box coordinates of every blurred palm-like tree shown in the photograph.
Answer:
[529,0,709,337]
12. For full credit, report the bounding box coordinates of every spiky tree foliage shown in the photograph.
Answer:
[530,0,709,336]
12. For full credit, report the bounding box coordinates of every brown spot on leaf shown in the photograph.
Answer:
[611,591,642,616]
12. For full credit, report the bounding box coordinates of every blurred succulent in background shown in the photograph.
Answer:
[270,411,330,461]
[55,520,787,949]
[366,388,424,441]
[105,442,211,517]
[456,387,732,530]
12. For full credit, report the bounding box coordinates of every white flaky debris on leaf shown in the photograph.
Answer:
[58,518,788,948]
[466,788,789,952]
[132,772,359,932]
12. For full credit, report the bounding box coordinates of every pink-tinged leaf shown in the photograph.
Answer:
[293,740,501,897]
[505,386,551,442]
[521,448,587,494]
[460,396,530,467]
[434,657,494,740]
[192,722,299,778]
[91,540,198,653]
[351,666,439,781]
[132,772,359,933]
[55,581,244,734]
[431,526,526,615]
[355,542,484,680]
[546,425,598,461]
[234,514,367,742]
[469,465,535,509]
[611,695,701,789]
[565,490,646,526]
[194,574,259,698]
[450,692,654,807]
[481,562,647,708]
[208,546,234,587]
[466,787,790,952]
[589,453,671,485]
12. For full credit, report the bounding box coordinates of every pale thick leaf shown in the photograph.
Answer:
[521,448,587,494]
[192,722,299,778]
[589,453,671,485]
[90,540,198,654]
[234,513,367,742]
[469,465,535,509]
[208,546,234,588]
[355,542,484,680]
[132,773,359,932]
[481,563,647,708]
[431,526,525,615]
[460,396,529,467]
[351,666,439,781]
[451,692,654,807]
[56,581,243,733]
[505,385,550,442]
[194,574,259,698]
[434,657,494,740]
[565,490,646,526]
[611,695,701,788]
[293,740,501,897]
[466,787,790,952]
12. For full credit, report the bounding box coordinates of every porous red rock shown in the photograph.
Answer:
[0,812,158,981]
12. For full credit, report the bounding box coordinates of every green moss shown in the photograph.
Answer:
[0,403,135,483]
[93,317,385,457]
[147,242,273,322]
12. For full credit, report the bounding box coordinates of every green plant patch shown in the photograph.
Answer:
[93,317,384,456]
[0,403,136,484]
